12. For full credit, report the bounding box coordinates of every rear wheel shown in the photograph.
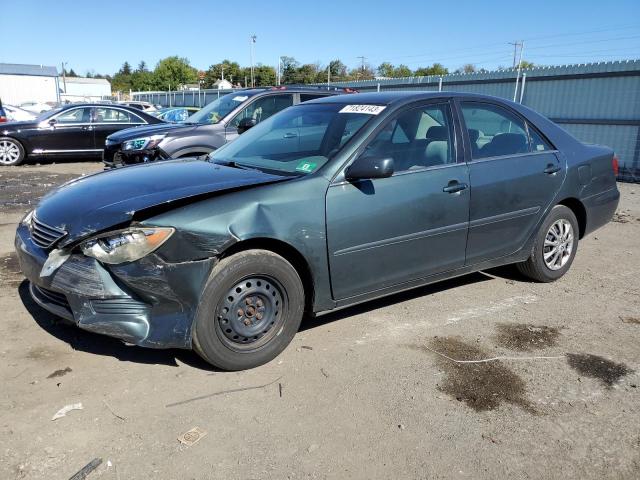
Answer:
[193,249,305,370]
[517,205,579,282]
[0,137,25,166]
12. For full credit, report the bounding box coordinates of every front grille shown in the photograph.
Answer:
[33,284,71,310]
[30,215,67,249]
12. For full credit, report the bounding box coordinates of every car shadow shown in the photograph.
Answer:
[300,271,491,331]
[18,281,216,371]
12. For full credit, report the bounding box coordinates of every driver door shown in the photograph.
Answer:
[326,101,470,300]
[225,94,293,143]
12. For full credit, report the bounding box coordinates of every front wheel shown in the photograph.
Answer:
[192,249,305,370]
[0,137,26,166]
[517,205,579,282]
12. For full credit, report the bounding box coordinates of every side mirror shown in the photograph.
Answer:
[345,156,394,181]
[48,118,57,126]
[237,117,257,134]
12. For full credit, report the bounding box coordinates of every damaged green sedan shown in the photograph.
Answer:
[15,92,619,370]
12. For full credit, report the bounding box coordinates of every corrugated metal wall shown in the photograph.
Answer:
[133,60,640,181]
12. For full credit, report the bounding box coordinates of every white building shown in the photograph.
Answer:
[0,63,60,105]
[61,77,111,102]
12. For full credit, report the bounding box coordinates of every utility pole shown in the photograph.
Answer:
[249,34,257,87]
[357,56,366,79]
[61,61,67,97]
[327,64,331,86]
[509,41,523,69]
[221,64,224,81]
[513,41,525,102]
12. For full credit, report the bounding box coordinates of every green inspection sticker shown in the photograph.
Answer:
[295,161,317,173]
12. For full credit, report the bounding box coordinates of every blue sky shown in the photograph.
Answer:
[2,0,640,75]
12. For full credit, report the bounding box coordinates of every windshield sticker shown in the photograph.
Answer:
[295,161,318,173]
[232,96,248,102]
[339,105,386,115]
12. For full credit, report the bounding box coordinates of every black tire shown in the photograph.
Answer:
[517,205,579,282]
[192,249,305,370]
[0,137,26,166]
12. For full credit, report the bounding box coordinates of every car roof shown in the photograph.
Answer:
[305,91,513,106]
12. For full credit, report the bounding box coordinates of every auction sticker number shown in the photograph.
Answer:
[339,105,386,115]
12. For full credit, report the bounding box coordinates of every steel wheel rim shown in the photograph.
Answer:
[0,140,20,165]
[543,219,574,270]
[214,276,286,351]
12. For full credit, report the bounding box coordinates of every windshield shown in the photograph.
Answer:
[186,91,257,125]
[209,103,376,175]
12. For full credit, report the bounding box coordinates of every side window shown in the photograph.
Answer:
[461,102,529,159]
[362,103,455,173]
[528,125,553,151]
[300,94,327,103]
[94,108,138,123]
[232,94,293,127]
[55,108,91,124]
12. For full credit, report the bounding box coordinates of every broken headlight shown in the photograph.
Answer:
[80,227,174,264]
[122,134,166,151]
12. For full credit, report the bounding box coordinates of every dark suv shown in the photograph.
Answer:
[102,86,356,168]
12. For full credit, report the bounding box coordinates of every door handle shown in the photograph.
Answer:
[81,126,94,131]
[283,132,298,139]
[544,164,561,174]
[443,181,468,194]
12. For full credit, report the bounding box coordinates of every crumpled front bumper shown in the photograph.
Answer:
[15,223,215,349]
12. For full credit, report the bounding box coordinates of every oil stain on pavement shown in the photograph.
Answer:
[494,323,561,351]
[411,337,536,413]
[566,353,633,388]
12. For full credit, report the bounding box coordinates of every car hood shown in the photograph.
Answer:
[34,159,289,246]
[107,122,200,142]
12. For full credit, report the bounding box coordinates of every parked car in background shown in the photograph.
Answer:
[117,101,160,112]
[103,86,357,168]
[19,101,53,113]
[153,106,200,123]
[0,103,164,165]
[0,102,7,123]
[5,104,38,122]
[15,92,619,370]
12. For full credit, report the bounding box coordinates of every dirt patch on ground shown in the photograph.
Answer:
[494,323,562,351]
[411,337,536,413]
[47,367,72,378]
[0,171,80,214]
[566,353,633,388]
[612,210,639,224]
[0,251,22,288]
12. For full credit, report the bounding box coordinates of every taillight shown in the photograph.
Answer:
[612,154,619,176]
[0,114,7,123]
[344,88,358,94]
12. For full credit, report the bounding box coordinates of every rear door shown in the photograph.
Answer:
[459,100,564,264]
[326,100,470,299]
[92,107,147,149]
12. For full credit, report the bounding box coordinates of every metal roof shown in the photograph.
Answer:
[0,63,58,77]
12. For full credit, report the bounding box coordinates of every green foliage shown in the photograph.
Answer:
[413,63,449,76]
[252,65,277,87]
[519,60,535,69]
[153,56,198,90]
[204,60,243,88]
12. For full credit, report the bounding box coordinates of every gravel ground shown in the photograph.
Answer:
[0,161,638,480]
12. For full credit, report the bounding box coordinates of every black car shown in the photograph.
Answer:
[16,92,619,371]
[0,103,164,166]
[103,86,356,168]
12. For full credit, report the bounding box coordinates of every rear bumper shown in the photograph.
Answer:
[583,186,620,236]
[15,224,215,348]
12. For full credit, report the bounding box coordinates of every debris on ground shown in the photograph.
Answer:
[620,316,640,325]
[494,323,562,351]
[102,399,126,422]
[68,457,102,480]
[52,402,83,421]
[177,427,207,447]
[166,377,282,407]
[320,368,329,378]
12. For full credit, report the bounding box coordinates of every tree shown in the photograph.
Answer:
[328,59,348,81]
[280,56,300,84]
[295,63,320,84]
[348,64,375,81]
[120,61,132,76]
[377,62,395,78]
[136,60,148,72]
[414,63,448,76]
[455,64,477,74]
[204,60,242,88]
[518,60,535,69]
[252,65,276,87]
[393,64,412,77]
[65,68,78,77]
[153,56,197,89]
